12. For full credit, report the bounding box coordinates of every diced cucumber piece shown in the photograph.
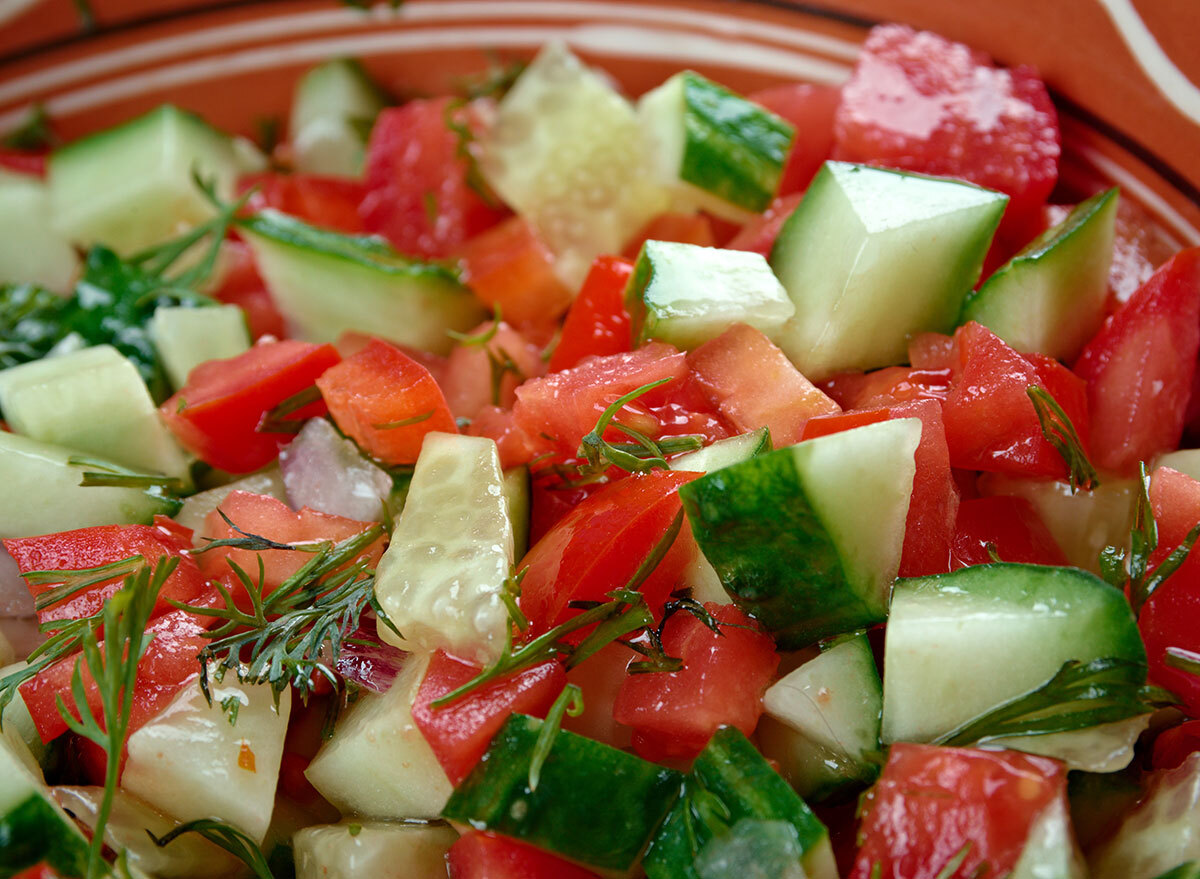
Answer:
[681,418,920,648]
[0,344,190,482]
[480,42,671,288]
[305,652,451,819]
[241,210,483,354]
[671,427,771,474]
[48,105,238,255]
[0,170,79,292]
[122,670,291,844]
[503,465,530,561]
[770,161,1007,380]
[1010,795,1087,879]
[988,714,1149,774]
[1090,752,1200,879]
[52,786,245,879]
[759,633,882,800]
[289,58,387,178]
[882,564,1147,754]
[149,304,250,390]
[638,71,794,220]
[627,242,794,349]
[293,821,457,879]
[978,474,1136,574]
[643,726,836,879]
[1,663,46,777]
[443,713,683,871]
[1150,866,1200,879]
[374,433,513,665]
[0,432,180,538]
[963,188,1119,361]
[0,734,89,878]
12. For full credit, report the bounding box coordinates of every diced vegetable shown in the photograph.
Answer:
[293,820,458,879]
[447,831,602,879]
[0,735,89,879]
[278,417,392,521]
[149,304,251,391]
[951,495,1069,568]
[545,255,634,373]
[0,170,78,291]
[289,58,387,177]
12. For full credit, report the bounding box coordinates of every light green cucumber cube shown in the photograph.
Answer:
[289,58,387,178]
[0,169,79,291]
[149,304,251,389]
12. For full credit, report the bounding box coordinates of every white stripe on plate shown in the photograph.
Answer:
[1075,144,1200,246]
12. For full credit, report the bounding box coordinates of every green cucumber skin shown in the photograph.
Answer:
[0,794,90,879]
[1150,865,1200,879]
[643,726,829,879]
[441,714,682,871]
[679,448,885,648]
[961,187,1119,361]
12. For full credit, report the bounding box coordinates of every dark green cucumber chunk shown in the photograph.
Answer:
[441,714,682,871]
[643,726,836,879]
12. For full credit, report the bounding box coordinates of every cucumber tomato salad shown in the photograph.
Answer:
[1,22,1200,879]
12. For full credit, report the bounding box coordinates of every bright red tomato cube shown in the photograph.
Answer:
[750,82,841,195]
[612,602,779,762]
[623,212,716,258]
[546,256,634,374]
[448,831,602,879]
[834,23,1060,244]
[726,192,804,258]
[316,337,457,466]
[1075,247,1200,475]
[412,651,566,785]
[1152,719,1200,769]
[210,240,287,341]
[852,743,1068,879]
[239,172,366,234]
[161,339,340,473]
[950,496,1068,568]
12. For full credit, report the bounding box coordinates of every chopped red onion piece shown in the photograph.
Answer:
[335,638,408,694]
[0,546,34,618]
[280,418,393,522]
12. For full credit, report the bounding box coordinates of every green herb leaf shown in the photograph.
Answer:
[257,385,323,436]
[24,554,146,613]
[528,683,583,791]
[446,306,503,346]
[443,99,502,207]
[1165,646,1200,678]
[933,842,972,879]
[1,104,58,151]
[68,455,186,494]
[1027,385,1099,493]
[149,819,274,879]
[932,656,1176,748]
[373,410,434,430]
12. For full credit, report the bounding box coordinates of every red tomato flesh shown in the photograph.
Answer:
[412,651,566,785]
[211,240,287,341]
[546,255,634,374]
[1152,719,1200,769]
[448,831,602,879]
[852,743,1068,879]
[440,321,546,420]
[750,82,841,195]
[725,192,804,258]
[239,172,366,234]
[951,496,1069,568]
[161,339,339,473]
[623,212,716,258]
[316,337,457,466]
[818,365,951,411]
[612,602,779,762]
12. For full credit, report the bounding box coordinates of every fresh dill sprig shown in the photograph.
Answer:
[256,385,323,435]
[148,818,274,879]
[23,555,146,614]
[1165,646,1200,678]
[528,683,583,792]
[931,656,1178,748]
[68,455,187,494]
[1027,385,1099,493]
[446,306,503,346]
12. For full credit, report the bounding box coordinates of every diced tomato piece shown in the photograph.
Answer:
[440,321,546,421]
[196,491,384,610]
[623,212,716,258]
[0,151,46,176]
[688,323,839,447]
[833,24,1060,244]
[563,641,633,749]
[448,831,603,879]
[527,477,599,547]
[11,864,64,879]
[466,405,540,470]
[333,331,449,384]
[950,496,1068,568]
[316,337,457,466]
[1075,248,1200,475]
[547,256,634,374]
[799,409,889,440]
[1141,466,1200,716]
[518,470,700,636]
[1152,719,1200,769]
[513,343,687,460]
[412,651,566,785]
[239,172,366,234]
[458,216,572,340]
[161,339,338,473]
[941,322,1088,479]
[725,192,804,258]
[638,370,732,448]
[211,240,288,341]
[613,602,779,762]
[1108,197,1179,309]
[5,518,206,625]
[819,366,952,410]
[359,98,508,258]
[852,743,1067,879]
[20,591,217,743]
[750,82,841,195]
[908,331,958,370]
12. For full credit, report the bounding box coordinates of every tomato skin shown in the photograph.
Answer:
[466,404,540,470]
[457,216,572,340]
[563,641,633,749]
[211,240,287,341]
[749,82,841,195]
[359,98,508,258]
[4,517,206,625]
[412,651,566,785]
[950,496,1068,568]
[547,256,635,374]
[316,337,457,466]
[818,366,951,411]
[518,470,700,636]
[726,192,804,258]
[833,24,1059,243]
[688,323,840,447]
[239,172,366,234]
[197,490,385,611]
[852,743,1067,879]
[448,831,602,879]
[1152,719,1200,769]
[440,321,546,421]
[161,339,339,473]
[613,602,779,762]
[1075,248,1200,475]
[623,212,716,258]
[941,322,1088,479]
